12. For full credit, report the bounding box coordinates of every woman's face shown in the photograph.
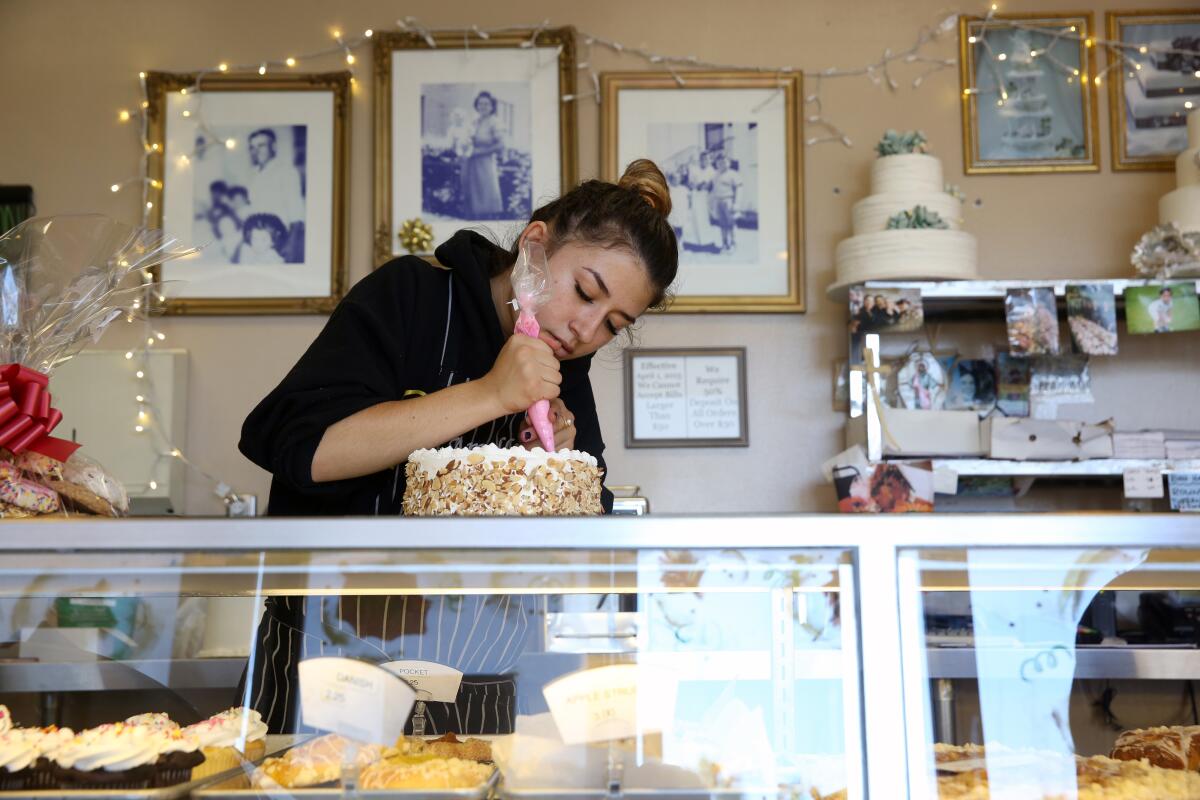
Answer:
[475,95,495,115]
[523,231,656,360]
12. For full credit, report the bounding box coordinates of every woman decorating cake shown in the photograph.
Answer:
[236,159,678,732]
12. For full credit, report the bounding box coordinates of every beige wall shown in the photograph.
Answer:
[2,0,1197,516]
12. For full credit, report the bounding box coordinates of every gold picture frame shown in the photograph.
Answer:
[1106,9,1200,172]
[373,28,577,266]
[959,13,1100,174]
[145,71,350,315]
[601,72,804,313]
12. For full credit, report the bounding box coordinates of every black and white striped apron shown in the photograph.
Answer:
[241,274,533,734]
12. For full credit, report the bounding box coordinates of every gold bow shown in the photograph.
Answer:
[398,218,434,254]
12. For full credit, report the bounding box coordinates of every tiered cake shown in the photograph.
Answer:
[402,445,603,516]
[1159,109,1200,233]
[1124,37,1200,143]
[829,132,979,298]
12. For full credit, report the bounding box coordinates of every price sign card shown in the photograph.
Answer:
[625,348,748,448]
[1123,468,1164,499]
[543,663,677,745]
[381,660,463,702]
[299,657,417,745]
[1169,473,1200,512]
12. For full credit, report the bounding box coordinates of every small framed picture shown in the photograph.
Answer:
[1066,284,1119,355]
[1106,10,1200,171]
[374,29,577,264]
[624,348,748,448]
[943,358,998,413]
[601,72,804,313]
[1124,283,1200,334]
[147,71,351,314]
[959,13,1100,174]
[1006,287,1061,355]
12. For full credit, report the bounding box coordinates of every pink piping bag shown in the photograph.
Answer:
[511,240,556,452]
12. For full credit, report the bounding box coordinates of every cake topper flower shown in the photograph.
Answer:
[886,205,949,230]
[876,129,929,157]
[1131,223,1200,280]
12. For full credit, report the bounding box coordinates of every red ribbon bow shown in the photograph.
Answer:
[0,364,81,462]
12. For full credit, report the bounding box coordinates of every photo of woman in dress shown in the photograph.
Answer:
[420,82,533,222]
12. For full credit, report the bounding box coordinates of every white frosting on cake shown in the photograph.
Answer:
[1160,185,1200,232]
[829,148,978,298]
[835,230,979,284]
[407,444,597,475]
[869,153,942,194]
[851,192,963,234]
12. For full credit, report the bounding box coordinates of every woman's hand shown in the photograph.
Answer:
[482,334,561,415]
[519,398,576,451]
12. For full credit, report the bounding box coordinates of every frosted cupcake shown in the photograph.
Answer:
[125,713,180,732]
[149,729,204,787]
[184,707,267,779]
[0,726,73,790]
[0,706,10,734]
[51,724,162,789]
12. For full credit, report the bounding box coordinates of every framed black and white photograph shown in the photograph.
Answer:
[959,14,1100,174]
[1106,10,1200,171]
[624,348,748,448]
[602,72,804,313]
[147,72,350,314]
[374,29,576,264]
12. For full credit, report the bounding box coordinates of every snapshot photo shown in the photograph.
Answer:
[848,286,924,335]
[896,352,948,411]
[603,72,804,312]
[836,462,935,514]
[996,352,1032,417]
[420,81,532,222]
[149,71,349,314]
[943,358,998,413]
[1006,287,1061,355]
[1106,11,1200,170]
[1066,284,1119,355]
[960,15,1100,173]
[1125,283,1200,334]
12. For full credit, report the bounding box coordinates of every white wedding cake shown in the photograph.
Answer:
[1159,109,1200,233]
[828,133,979,299]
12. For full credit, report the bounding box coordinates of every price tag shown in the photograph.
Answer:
[381,660,463,702]
[1169,473,1200,512]
[1123,468,1164,499]
[542,663,677,745]
[298,657,416,745]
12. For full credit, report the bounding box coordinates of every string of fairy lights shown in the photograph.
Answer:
[104,3,1198,507]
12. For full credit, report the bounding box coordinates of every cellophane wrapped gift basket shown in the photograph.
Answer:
[0,215,191,518]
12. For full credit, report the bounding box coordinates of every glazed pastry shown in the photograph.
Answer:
[1110,725,1200,771]
[395,732,493,763]
[0,462,59,513]
[252,734,383,789]
[184,707,268,780]
[359,756,493,789]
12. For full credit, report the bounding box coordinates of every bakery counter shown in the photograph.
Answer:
[2,513,1200,799]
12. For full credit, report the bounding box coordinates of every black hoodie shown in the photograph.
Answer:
[239,229,612,515]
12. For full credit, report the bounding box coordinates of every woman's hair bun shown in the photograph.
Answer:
[618,158,671,218]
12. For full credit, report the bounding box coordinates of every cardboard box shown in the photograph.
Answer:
[847,408,985,457]
[984,418,1114,461]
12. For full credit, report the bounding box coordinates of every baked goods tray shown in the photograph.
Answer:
[193,769,498,800]
[498,790,795,799]
[0,772,246,800]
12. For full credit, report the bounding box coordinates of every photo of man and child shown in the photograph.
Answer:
[192,124,308,266]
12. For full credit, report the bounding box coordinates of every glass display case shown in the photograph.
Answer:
[4,514,1200,798]
[0,517,863,799]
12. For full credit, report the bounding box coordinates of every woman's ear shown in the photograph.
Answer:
[518,221,549,251]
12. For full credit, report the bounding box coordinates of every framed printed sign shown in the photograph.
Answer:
[373,28,577,264]
[147,71,350,314]
[601,72,805,313]
[624,348,748,448]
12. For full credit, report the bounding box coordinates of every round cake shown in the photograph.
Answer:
[403,445,603,516]
[1159,112,1200,233]
[828,146,978,300]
